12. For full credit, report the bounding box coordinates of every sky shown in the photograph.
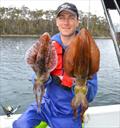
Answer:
[0,0,105,17]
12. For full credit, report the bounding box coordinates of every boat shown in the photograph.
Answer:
[0,0,120,128]
[0,104,120,128]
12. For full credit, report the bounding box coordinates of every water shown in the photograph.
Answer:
[0,37,120,115]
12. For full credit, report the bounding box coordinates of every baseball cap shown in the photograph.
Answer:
[56,2,79,18]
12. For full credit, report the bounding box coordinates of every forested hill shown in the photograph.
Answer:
[0,6,110,37]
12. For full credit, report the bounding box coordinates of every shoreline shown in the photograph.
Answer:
[0,34,39,38]
[0,34,111,39]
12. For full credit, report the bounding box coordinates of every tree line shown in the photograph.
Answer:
[0,6,110,36]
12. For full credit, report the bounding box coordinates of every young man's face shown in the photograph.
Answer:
[56,11,79,37]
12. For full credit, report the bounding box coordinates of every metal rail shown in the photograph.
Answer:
[113,0,120,15]
[101,0,120,65]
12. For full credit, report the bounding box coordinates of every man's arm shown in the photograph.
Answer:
[86,73,98,102]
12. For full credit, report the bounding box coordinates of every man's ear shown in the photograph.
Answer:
[56,18,59,27]
[77,20,80,27]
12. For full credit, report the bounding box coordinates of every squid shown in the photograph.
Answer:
[63,28,100,120]
[25,32,57,111]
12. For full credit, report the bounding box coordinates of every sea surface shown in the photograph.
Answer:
[0,37,120,115]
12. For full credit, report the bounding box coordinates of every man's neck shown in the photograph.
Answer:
[60,33,76,46]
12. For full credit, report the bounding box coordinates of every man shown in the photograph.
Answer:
[13,2,98,128]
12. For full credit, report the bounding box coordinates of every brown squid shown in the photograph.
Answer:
[63,28,100,120]
[25,32,57,111]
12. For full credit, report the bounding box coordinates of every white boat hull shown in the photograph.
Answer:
[84,104,120,128]
[0,104,120,128]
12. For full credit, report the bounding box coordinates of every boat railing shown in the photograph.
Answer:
[114,0,120,15]
[101,0,120,65]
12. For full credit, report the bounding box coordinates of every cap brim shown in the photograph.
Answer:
[57,9,76,17]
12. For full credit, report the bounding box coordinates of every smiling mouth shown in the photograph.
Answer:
[63,27,70,29]
[62,28,70,30]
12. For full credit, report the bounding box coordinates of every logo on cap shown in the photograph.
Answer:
[61,4,71,9]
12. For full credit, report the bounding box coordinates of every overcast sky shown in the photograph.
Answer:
[0,0,105,17]
[1,0,120,24]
